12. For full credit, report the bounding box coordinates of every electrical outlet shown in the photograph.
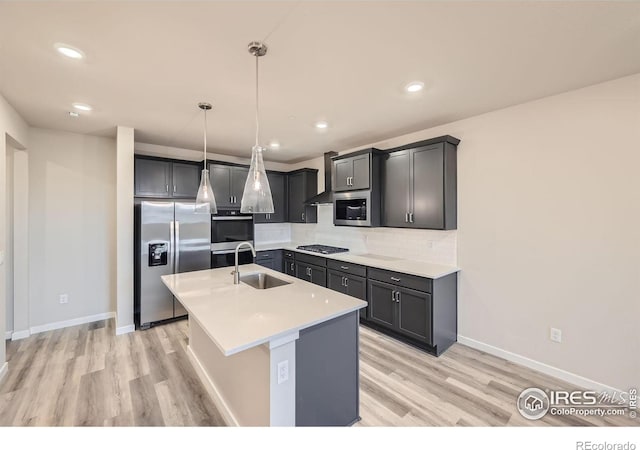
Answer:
[550,327,562,343]
[59,294,69,304]
[277,360,289,385]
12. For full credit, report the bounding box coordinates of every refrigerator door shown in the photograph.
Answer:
[173,202,211,317]
[140,201,176,325]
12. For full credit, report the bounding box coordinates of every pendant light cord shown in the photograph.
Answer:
[255,54,260,148]
[203,108,208,168]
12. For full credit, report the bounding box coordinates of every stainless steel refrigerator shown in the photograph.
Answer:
[135,201,211,329]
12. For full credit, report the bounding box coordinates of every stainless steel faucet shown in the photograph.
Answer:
[233,241,256,284]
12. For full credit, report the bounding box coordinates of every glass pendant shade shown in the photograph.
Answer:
[195,168,217,214]
[240,145,274,213]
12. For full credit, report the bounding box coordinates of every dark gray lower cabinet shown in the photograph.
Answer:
[327,269,367,320]
[284,257,295,276]
[255,250,283,273]
[295,262,326,287]
[366,269,457,356]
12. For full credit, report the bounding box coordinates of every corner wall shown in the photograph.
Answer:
[27,128,116,329]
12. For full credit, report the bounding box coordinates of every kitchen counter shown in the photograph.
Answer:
[254,241,459,279]
[161,264,366,356]
[161,264,365,426]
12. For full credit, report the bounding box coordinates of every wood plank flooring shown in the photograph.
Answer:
[0,319,635,426]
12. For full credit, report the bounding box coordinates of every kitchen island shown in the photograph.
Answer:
[161,264,366,426]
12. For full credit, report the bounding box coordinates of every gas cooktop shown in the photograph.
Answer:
[296,244,350,255]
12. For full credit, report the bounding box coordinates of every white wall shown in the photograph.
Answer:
[28,128,116,328]
[0,93,28,374]
[312,73,639,391]
[5,143,14,334]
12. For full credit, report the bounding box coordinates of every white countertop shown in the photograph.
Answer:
[254,242,459,279]
[161,264,366,356]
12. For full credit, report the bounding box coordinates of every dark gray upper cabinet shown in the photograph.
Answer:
[254,171,287,223]
[172,162,201,198]
[332,151,376,192]
[208,163,249,208]
[135,156,201,199]
[135,158,172,197]
[381,135,459,230]
[288,169,318,223]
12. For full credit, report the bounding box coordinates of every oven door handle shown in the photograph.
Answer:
[211,216,253,221]
[211,248,254,255]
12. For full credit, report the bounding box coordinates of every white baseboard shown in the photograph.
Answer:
[116,324,135,336]
[5,331,12,340]
[187,345,237,426]
[11,330,30,341]
[457,335,623,394]
[29,312,115,335]
[0,362,8,385]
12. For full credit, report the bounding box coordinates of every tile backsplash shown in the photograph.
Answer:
[255,205,457,266]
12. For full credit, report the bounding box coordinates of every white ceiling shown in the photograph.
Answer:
[1,1,639,163]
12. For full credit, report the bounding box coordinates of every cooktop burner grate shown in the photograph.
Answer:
[296,244,350,255]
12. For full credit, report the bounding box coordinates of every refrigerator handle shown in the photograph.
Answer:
[169,220,176,273]
[174,221,180,273]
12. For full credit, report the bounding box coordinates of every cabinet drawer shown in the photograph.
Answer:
[294,252,326,267]
[367,267,432,293]
[326,259,366,277]
[256,250,280,261]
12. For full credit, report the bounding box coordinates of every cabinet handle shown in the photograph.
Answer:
[340,266,349,270]
[391,290,396,302]
[344,277,349,287]
[390,277,401,282]
[341,276,345,286]
[166,184,169,192]
[395,291,401,303]
[409,212,414,223]
[290,262,294,271]
[302,212,305,221]
[173,185,177,193]
[307,267,312,277]
[405,212,409,223]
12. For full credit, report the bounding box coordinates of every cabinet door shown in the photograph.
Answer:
[327,270,347,294]
[231,167,249,206]
[333,159,352,192]
[135,158,171,197]
[350,154,370,191]
[288,173,304,222]
[382,150,410,227]
[254,172,286,223]
[172,163,200,198]
[209,164,232,208]
[368,280,396,328]
[411,145,444,229]
[396,286,432,344]
[345,274,367,320]
[284,258,296,276]
[310,265,327,287]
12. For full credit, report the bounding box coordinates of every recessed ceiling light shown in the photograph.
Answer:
[405,81,424,93]
[68,111,79,118]
[72,103,92,111]
[54,44,85,60]
[269,141,280,149]
[315,121,329,129]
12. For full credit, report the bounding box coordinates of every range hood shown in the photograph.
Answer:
[304,151,338,205]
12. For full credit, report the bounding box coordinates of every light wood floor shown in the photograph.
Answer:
[0,319,635,426]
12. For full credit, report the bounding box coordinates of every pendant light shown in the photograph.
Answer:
[194,102,217,214]
[240,41,274,214]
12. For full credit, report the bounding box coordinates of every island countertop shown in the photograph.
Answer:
[161,264,366,356]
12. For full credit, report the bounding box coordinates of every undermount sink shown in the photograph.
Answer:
[240,272,291,290]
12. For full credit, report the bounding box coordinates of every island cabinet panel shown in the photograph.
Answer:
[255,250,283,273]
[296,312,359,426]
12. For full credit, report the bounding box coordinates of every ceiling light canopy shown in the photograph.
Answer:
[195,102,217,214]
[405,81,424,93]
[54,44,84,60]
[240,41,274,215]
[315,121,329,129]
[68,111,79,118]
[72,103,92,111]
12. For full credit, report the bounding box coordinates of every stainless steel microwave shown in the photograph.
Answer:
[334,191,378,227]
